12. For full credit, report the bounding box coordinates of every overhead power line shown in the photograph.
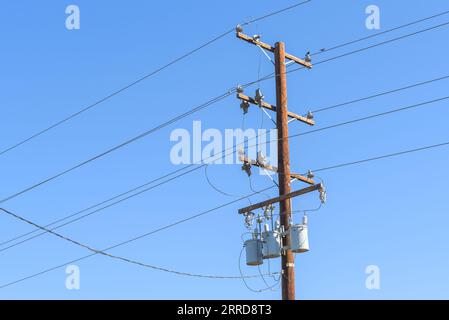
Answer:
[2,139,449,289]
[0,207,278,280]
[0,1,312,158]
[310,74,449,114]
[311,9,449,56]
[245,19,449,88]
[0,92,232,205]
[2,92,448,252]
[2,12,448,208]
[0,186,278,288]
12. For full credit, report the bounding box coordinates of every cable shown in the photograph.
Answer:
[3,139,449,289]
[310,74,449,114]
[0,91,232,205]
[243,19,449,88]
[0,185,277,289]
[0,165,205,253]
[2,92,447,252]
[289,95,449,140]
[204,164,244,198]
[311,9,449,56]
[243,0,311,25]
[3,15,447,206]
[3,92,447,252]
[238,247,280,293]
[0,207,278,280]
[312,141,449,173]
[0,1,313,157]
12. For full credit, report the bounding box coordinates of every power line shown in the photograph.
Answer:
[0,3,319,206]
[0,1,313,158]
[0,186,278,289]
[310,74,449,114]
[291,95,449,139]
[0,165,205,253]
[2,93,447,252]
[2,139,449,289]
[244,19,449,88]
[0,207,279,280]
[2,11,448,219]
[313,141,449,173]
[311,9,449,56]
[0,92,232,205]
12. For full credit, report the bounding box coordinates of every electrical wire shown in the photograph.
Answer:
[243,19,449,88]
[2,139,449,289]
[2,92,447,252]
[0,1,313,158]
[238,247,280,293]
[309,74,449,114]
[311,9,449,56]
[2,14,447,207]
[0,165,206,253]
[0,92,232,205]
[0,207,278,280]
[289,95,449,140]
[204,164,248,199]
[2,91,447,253]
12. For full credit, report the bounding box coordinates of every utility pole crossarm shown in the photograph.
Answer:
[238,183,323,214]
[237,93,315,126]
[239,155,314,185]
[236,32,312,69]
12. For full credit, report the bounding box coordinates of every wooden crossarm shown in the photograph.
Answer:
[238,184,323,214]
[239,155,314,185]
[237,93,315,126]
[236,32,312,69]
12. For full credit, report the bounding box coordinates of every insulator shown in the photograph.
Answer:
[306,111,314,119]
[255,89,264,105]
[242,162,252,177]
[305,51,312,63]
[240,101,250,114]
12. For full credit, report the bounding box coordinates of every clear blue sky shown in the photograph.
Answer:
[1,0,448,299]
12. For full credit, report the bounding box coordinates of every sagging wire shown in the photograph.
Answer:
[204,164,252,206]
[238,247,281,293]
[239,213,280,293]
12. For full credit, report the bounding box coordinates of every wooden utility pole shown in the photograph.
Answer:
[274,41,295,300]
[236,28,319,300]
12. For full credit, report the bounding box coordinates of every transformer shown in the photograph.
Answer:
[244,239,263,266]
[290,216,309,253]
[262,224,282,259]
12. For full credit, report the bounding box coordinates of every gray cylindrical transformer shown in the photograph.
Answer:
[244,239,263,266]
[262,230,282,259]
[290,224,309,253]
